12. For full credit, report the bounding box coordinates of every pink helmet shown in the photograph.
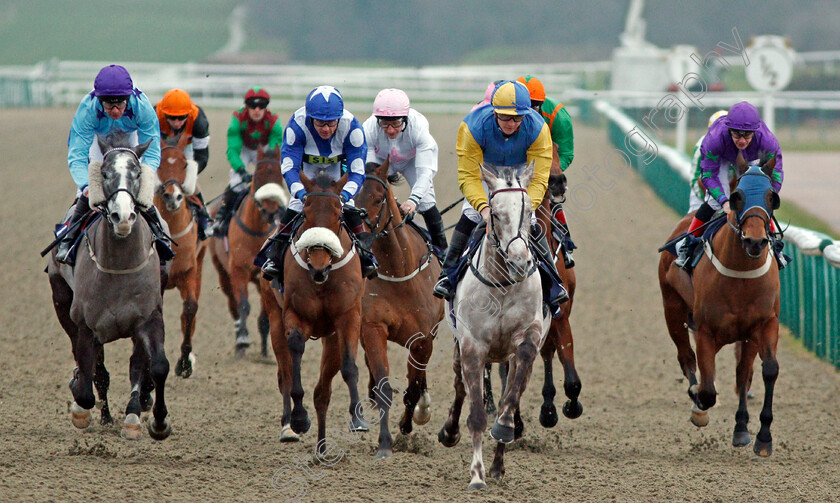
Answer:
[373,88,410,117]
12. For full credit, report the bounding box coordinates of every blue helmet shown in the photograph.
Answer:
[491,81,531,116]
[305,86,344,121]
[93,64,134,97]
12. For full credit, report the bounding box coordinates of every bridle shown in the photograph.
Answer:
[487,187,529,265]
[361,174,409,239]
[288,191,356,269]
[156,145,188,196]
[101,148,140,208]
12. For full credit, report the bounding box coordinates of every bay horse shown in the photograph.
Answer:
[658,165,781,456]
[353,159,444,459]
[438,162,550,490]
[209,146,288,357]
[155,134,207,378]
[47,131,171,440]
[275,171,368,452]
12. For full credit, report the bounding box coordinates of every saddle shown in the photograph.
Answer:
[269,215,305,293]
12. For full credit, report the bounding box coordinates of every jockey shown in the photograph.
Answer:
[154,88,212,240]
[432,81,570,316]
[688,109,732,213]
[675,101,784,269]
[56,64,168,265]
[255,85,379,282]
[517,75,576,268]
[362,88,448,252]
[212,86,284,236]
[471,80,503,112]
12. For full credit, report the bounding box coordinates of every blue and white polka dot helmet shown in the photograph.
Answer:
[305,86,344,121]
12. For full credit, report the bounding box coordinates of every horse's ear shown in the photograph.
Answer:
[734,151,748,177]
[378,157,391,180]
[176,132,189,150]
[480,163,498,187]
[332,172,350,194]
[729,189,745,215]
[134,140,153,159]
[761,157,776,178]
[519,160,536,188]
[97,135,109,155]
[300,171,314,193]
[765,189,780,211]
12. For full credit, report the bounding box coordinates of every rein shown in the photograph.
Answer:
[469,239,537,288]
[488,187,529,264]
[288,191,356,271]
[704,209,775,279]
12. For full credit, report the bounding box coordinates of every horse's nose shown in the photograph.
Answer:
[308,265,331,284]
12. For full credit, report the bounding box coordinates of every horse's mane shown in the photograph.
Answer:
[364,162,404,186]
[102,130,134,149]
[312,170,335,189]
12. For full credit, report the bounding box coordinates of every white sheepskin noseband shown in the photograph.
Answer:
[295,227,344,257]
[85,160,158,209]
[254,182,290,206]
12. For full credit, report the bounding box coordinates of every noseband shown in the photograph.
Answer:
[101,149,141,207]
[728,206,772,251]
[488,187,529,264]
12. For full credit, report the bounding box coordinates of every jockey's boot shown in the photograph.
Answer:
[141,206,175,263]
[55,194,90,265]
[773,240,790,270]
[676,203,714,270]
[433,216,476,300]
[256,208,300,283]
[189,191,211,240]
[212,186,240,237]
[420,206,448,258]
[531,224,569,316]
[343,205,379,279]
[551,203,575,269]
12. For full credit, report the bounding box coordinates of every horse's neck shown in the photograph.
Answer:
[372,197,420,275]
[92,217,153,267]
[475,235,511,283]
[155,197,191,230]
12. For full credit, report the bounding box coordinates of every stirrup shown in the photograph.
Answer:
[433,277,453,300]
[261,259,280,280]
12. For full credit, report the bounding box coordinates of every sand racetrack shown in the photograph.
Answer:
[1,108,838,502]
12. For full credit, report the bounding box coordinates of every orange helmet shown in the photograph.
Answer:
[158,89,193,117]
[516,75,546,102]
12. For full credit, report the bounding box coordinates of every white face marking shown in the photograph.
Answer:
[108,154,136,231]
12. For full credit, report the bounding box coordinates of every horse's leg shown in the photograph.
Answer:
[174,280,198,378]
[438,343,466,447]
[69,324,97,430]
[313,336,342,456]
[754,318,780,457]
[401,331,433,434]
[661,283,698,399]
[733,339,759,447]
[144,308,171,440]
[361,323,392,458]
[258,302,270,358]
[692,327,718,427]
[336,310,367,433]
[539,329,559,427]
[263,286,298,442]
[461,338,488,491]
[733,342,755,398]
[230,266,251,357]
[491,336,538,444]
[123,338,147,440]
[555,316,583,419]
[211,252,238,320]
[93,342,113,425]
[286,313,311,435]
[483,363,496,417]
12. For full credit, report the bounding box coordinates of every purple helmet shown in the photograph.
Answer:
[725,101,761,131]
[93,65,134,97]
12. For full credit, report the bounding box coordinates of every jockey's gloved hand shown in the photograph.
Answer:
[339,191,353,205]
[295,189,307,200]
[548,173,567,198]
[240,172,253,185]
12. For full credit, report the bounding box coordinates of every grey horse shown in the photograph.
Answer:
[438,161,550,490]
[47,131,172,440]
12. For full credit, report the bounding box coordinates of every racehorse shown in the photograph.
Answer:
[658,165,782,456]
[155,134,207,378]
[209,146,288,357]
[276,171,368,452]
[47,131,171,440]
[438,162,550,490]
[353,159,444,459]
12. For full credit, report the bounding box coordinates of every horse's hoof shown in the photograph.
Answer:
[140,394,154,413]
[121,413,144,440]
[375,448,393,460]
[438,427,460,447]
[280,424,300,442]
[147,416,172,441]
[175,353,195,378]
[348,416,369,432]
[747,389,755,400]
[468,481,487,491]
[540,403,558,428]
[690,404,709,427]
[563,399,583,419]
[489,422,515,444]
[70,402,92,429]
[413,391,431,425]
[754,439,773,457]
[290,413,311,435]
[399,419,413,435]
[732,430,751,447]
[489,465,505,480]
